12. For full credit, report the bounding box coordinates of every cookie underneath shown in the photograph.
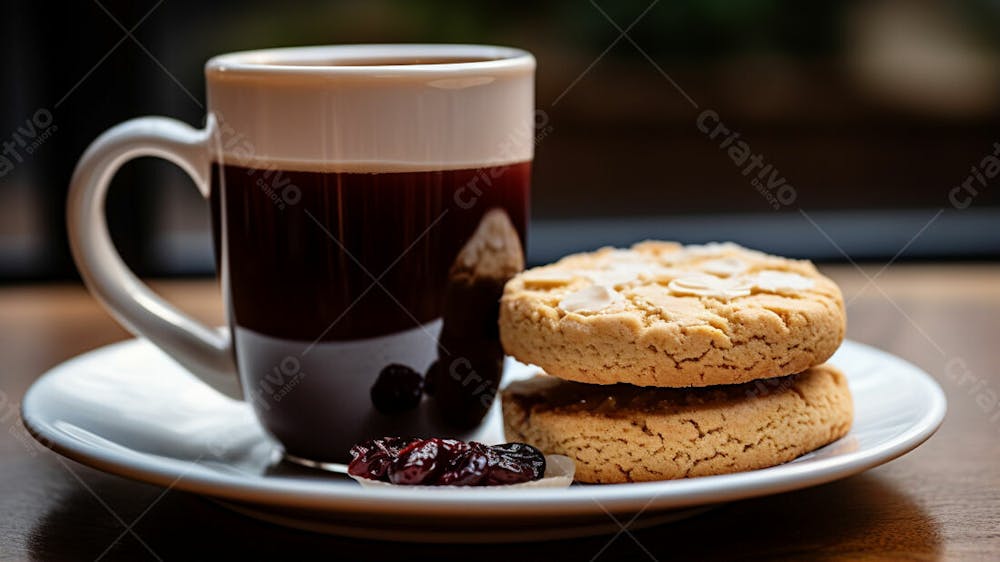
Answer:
[502,364,853,484]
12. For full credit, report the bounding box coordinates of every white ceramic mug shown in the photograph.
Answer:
[68,44,535,462]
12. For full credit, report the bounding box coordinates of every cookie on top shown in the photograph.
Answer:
[499,241,845,388]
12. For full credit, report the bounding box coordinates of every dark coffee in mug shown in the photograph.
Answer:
[211,162,529,340]
[68,44,536,464]
[211,161,529,459]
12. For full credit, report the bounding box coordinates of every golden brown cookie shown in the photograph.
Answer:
[499,242,845,387]
[502,364,853,483]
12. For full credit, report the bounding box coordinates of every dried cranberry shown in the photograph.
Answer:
[438,442,491,486]
[490,442,546,477]
[388,438,465,485]
[348,437,547,486]
[371,364,423,414]
[486,442,546,484]
[347,437,415,480]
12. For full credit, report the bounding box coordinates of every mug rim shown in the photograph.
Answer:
[206,43,535,81]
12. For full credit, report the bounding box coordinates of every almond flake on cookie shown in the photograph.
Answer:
[521,268,581,289]
[748,270,815,293]
[644,266,691,282]
[700,257,749,277]
[583,263,653,288]
[627,285,725,327]
[667,274,753,299]
[558,284,626,314]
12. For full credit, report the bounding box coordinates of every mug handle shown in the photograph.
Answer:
[67,115,242,400]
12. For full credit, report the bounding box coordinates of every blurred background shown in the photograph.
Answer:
[2,0,999,281]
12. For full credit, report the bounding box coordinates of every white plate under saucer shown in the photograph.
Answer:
[21,338,945,543]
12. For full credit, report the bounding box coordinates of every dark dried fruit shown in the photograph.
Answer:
[347,437,415,480]
[371,364,423,414]
[347,437,546,486]
[487,442,546,484]
[388,438,465,485]
[438,442,491,486]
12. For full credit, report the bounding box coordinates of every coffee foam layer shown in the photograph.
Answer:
[206,45,535,172]
[208,157,531,174]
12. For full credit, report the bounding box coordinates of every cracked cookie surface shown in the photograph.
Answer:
[499,241,846,387]
[502,364,853,483]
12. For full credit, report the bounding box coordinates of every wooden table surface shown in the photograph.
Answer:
[1,265,998,561]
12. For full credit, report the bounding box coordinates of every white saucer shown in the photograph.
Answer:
[22,338,945,543]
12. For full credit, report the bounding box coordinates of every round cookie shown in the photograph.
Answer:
[499,242,846,387]
[502,364,853,483]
